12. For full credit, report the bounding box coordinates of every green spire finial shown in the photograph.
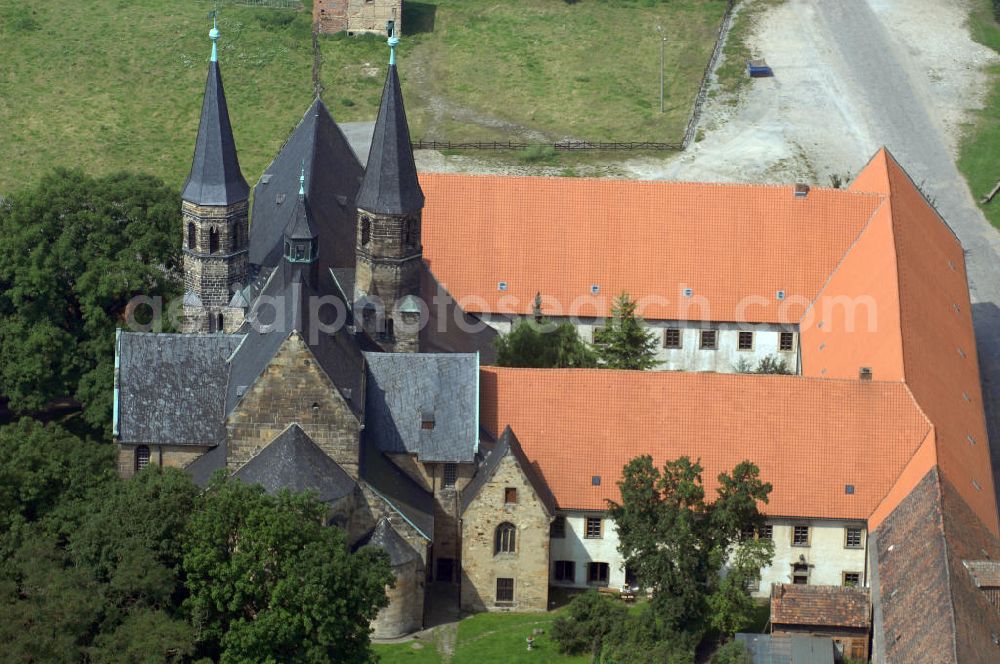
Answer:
[209,13,219,63]
[388,34,399,66]
[299,161,305,197]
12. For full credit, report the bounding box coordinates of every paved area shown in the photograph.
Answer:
[340,120,375,166]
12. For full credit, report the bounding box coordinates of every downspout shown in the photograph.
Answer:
[474,352,480,455]
[112,328,121,438]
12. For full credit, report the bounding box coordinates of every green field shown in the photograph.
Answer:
[374,609,590,664]
[0,0,727,194]
[959,0,1000,230]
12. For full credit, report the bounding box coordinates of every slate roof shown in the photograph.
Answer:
[361,517,422,567]
[770,584,870,630]
[285,192,319,241]
[233,424,357,503]
[460,426,556,515]
[225,262,365,416]
[181,60,249,206]
[364,352,478,463]
[116,332,243,446]
[480,367,930,518]
[360,435,434,540]
[356,64,424,215]
[186,440,227,487]
[250,98,363,271]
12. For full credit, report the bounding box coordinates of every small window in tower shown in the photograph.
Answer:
[361,216,371,246]
[187,222,196,250]
[216,313,224,332]
[442,463,457,488]
[209,227,220,254]
[295,245,304,260]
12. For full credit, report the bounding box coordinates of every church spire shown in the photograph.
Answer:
[355,33,424,216]
[181,18,249,207]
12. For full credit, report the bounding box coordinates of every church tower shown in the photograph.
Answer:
[354,31,425,353]
[181,21,250,334]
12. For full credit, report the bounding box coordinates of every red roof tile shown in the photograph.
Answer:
[479,367,930,519]
[420,174,883,322]
[770,583,871,629]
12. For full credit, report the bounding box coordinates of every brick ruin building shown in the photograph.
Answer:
[114,25,1000,659]
[313,0,402,36]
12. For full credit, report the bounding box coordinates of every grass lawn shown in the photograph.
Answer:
[0,0,316,194]
[959,1,1000,230]
[0,0,727,193]
[374,640,443,664]
[322,0,729,144]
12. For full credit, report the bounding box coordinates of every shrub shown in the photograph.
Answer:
[712,640,752,664]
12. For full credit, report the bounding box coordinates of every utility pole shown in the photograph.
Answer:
[656,25,666,114]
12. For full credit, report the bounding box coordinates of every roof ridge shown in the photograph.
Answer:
[420,171,891,195]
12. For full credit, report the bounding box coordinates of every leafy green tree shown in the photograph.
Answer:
[712,640,752,664]
[551,590,628,657]
[602,609,697,664]
[706,538,774,639]
[754,355,791,375]
[0,418,115,541]
[0,169,180,432]
[495,317,598,368]
[607,456,772,637]
[182,478,394,663]
[594,293,659,370]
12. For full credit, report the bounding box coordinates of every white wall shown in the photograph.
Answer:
[548,514,867,596]
[753,519,869,595]
[481,315,800,374]
[549,512,627,590]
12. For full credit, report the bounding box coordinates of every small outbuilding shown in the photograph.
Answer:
[363,517,425,639]
[770,583,871,661]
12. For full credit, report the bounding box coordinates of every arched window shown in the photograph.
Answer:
[495,522,516,554]
[135,445,150,473]
[216,313,224,332]
[361,216,371,246]
[209,227,220,254]
[187,222,196,250]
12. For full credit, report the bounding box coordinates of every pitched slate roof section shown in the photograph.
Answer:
[233,424,357,503]
[770,584,870,630]
[225,263,365,416]
[364,352,478,463]
[479,367,931,518]
[360,436,434,540]
[182,60,250,206]
[356,64,424,215]
[418,173,882,321]
[250,98,363,270]
[964,561,1000,589]
[361,517,422,567]
[460,426,556,515]
[117,332,243,446]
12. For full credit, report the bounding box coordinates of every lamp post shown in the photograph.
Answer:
[655,25,666,114]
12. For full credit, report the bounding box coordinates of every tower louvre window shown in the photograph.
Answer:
[361,216,371,246]
[209,227,220,254]
[187,222,196,250]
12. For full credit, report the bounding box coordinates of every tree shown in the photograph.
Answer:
[607,456,772,638]
[0,169,180,433]
[495,317,597,368]
[712,640,752,664]
[551,590,628,658]
[753,355,791,375]
[594,293,659,370]
[706,538,774,639]
[182,478,394,663]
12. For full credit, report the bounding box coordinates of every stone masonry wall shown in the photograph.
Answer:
[226,333,362,476]
[372,557,424,638]
[461,454,551,612]
[314,0,403,36]
[116,444,210,479]
[355,209,421,351]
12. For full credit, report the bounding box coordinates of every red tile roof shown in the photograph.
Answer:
[479,367,930,519]
[420,174,883,322]
[770,583,871,629]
